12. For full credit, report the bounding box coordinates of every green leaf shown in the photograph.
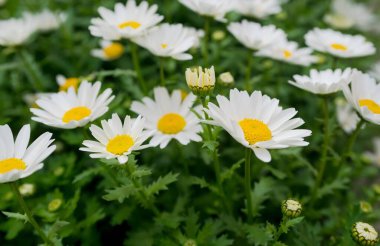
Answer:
[280,217,304,234]
[1,211,28,223]
[245,224,273,246]
[73,166,102,184]
[47,220,70,240]
[146,173,179,197]
[221,159,244,182]
[103,184,137,203]
[202,140,219,152]
[188,176,219,194]
[251,177,275,217]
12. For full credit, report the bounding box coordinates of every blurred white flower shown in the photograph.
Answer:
[133,24,195,60]
[0,0,6,6]
[0,124,55,183]
[24,10,66,32]
[219,72,234,85]
[81,114,152,164]
[184,26,204,49]
[205,89,311,162]
[89,0,163,40]
[342,70,380,125]
[289,68,352,95]
[365,138,380,167]
[324,0,377,32]
[232,0,282,19]
[228,20,286,50]
[179,0,232,21]
[131,87,202,148]
[0,17,37,46]
[56,75,81,91]
[305,28,376,58]
[336,98,359,133]
[18,183,36,196]
[31,81,114,129]
[91,40,124,61]
[256,40,317,66]
[370,62,380,81]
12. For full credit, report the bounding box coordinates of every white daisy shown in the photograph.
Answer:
[89,0,163,41]
[56,74,81,91]
[0,124,56,183]
[80,114,152,164]
[24,10,66,32]
[364,138,380,168]
[336,98,359,134]
[31,81,114,129]
[178,0,232,22]
[91,40,124,61]
[0,17,37,46]
[205,89,312,162]
[233,0,282,19]
[370,62,380,81]
[227,20,286,50]
[324,0,377,31]
[342,70,380,125]
[184,26,204,49]
[256,40,317,66]
[289,68,352,95]
[305,28,376,58]
[133,24,195,60]
[131,87,202,148]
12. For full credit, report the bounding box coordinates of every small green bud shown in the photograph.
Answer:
[54,166,64,176]
[48,198,63,212]
[281,199,302,218]
[360,201,372,213]
[352,222,378,246]
[184,239,197,246]
[212,30,225,41]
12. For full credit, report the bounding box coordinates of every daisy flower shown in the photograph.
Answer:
[133,24,195,61]
[31,81,114,129]
[24,10,66,32]
[305,28,376,58]
[289,68,352,95]
[186,66,215,96]
[178,0,232,22]
[351,222,378,246]
[0,17,37,46]
[370,62,380,81]
[364,138,380,168]
[205,89,312,162]
[232,0,282,19]
[131,87,202,148]
[56,74,81,91]
[227,20,286,50]
[342,70,380,125]
[0,124,55,183]
[91,40,124,61]
[89,0,163,41]
[80,114,152,164]
[256,40,317,67]
[336,98,359,134]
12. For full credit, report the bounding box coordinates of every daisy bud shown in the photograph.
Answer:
[352,222,379,246]
[281,199,302,218]
[54,167,65,176]
[185,66,215,96]
[372,184,380,195]
[184,239,197,246]
[18,183,35,197]
[219,72,234,86]
[48,198,63,212]
[212,30,226,41]
[360,201,372,213]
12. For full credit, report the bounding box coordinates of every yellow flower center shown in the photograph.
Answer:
[118,21,141,29]
[157,113,186,134]
[62,106,92,123]
[283,50,292,59]
[0,158,26,174]
[103,42,124,59]
[239,119,272,145]
[161,43,168,49]
[106,135,134,155]
[359,99,380,114]
[330,43,347,51]
[59,78,80,91]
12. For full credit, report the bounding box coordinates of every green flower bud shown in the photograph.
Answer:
[184,239,197,246]
[360,201,372,213]
[212,30,225,41]
[281,199,302,218]
[352,222,379,246]
[48,198,63,212]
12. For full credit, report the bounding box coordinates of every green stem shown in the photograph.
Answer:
[130,43,147,94]
[18,49,44,91]
[159,58,165,86]
[345,119,365,155]
[202,16,210,66]
[9,182,52,245]
[274,217,288,241]
[245,148,253,222]
[245,53,253,91]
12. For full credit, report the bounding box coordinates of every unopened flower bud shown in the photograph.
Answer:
[352,222,378,246]
[184,239,197,246]
[18,183,35,197]
[185,66,215,96]
[48,198,63,212]
[212,30,225,41]
[360,201,372,213]
[219,72,234,86]
[281,199,302,218]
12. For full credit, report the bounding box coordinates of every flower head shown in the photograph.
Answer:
[89,0,163,40]
[352,222,378,246]
[205,89,311,162]
[48,198,63,212]
[18,183,36,197]
[80,114,152,164]
[0,124,55,183]
[91,40,124,61]
[56,74,81,91]
[336,98,359,134]
[281,199,302,218]
[369,62,380,81]
[305,28,376,58]
[31,81,114,129]
[131,87,202,149]
[232,0,282,19]
[0,17,36,46]
[24,9,66,32]
[289,68,352,95]
[133,24,195,60]
[183,26,204,49]
[219,72,234,86]
[179,0,232,22]
[186,66,215,96]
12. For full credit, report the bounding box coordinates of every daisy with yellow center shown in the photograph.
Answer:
[205,89,311,162]
[31,81,114,129]
[91,40,124,61]
[131,87,202,149]
[342,70,380,125]
[56,75,80,91]
[305,28,375,58]
[80,114,152,164]
[89,0,163,40]
[0,124,55,183]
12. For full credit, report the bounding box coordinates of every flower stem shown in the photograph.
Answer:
[9,182,52,245]
[130,42,147,94]
[159,57,165,86]
[346,119,365,156]
[245,148,254,222]
[202,16,210,66]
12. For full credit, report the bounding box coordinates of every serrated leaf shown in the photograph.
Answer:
[2,211,28,223]
[281,217,304,234]
[221,159,244,182]
[251,177,275,217]
[202,140,219,152]
[146,173,179,197]
[132,167,152,178]
[103,184,137,203]
[188,176,219,194]
[47,220,70,239]
[245,224,273,245]
[73,167,102,184]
